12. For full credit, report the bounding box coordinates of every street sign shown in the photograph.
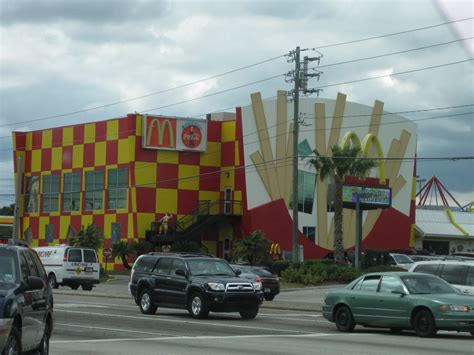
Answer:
[103,248,112,258]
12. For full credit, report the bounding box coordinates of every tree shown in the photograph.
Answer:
[68,223,104,251]
[112,240,153,270]
[308,145,378,263]
[0,204,14,216]
[112,241,133,270]
[232,230,271,265]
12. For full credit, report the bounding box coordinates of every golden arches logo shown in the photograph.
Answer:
[342,131,386,184]
[269,242,281,255]
[146,118,176,148]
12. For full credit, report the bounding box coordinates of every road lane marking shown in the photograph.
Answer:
[55,301,137,309]
[55,323,175,337]
[55,309,308,333]
[51,332,343,344]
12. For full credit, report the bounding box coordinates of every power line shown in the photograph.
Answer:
[1,17,470,131]
[0,154,471,197]
[318,37,473,69]
[305,17,473,50]
[315,59,472,90]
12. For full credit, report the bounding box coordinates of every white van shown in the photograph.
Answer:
[34,245,100,291]
[409,260,474,295]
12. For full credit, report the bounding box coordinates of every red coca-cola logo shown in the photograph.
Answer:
[181,124,202,148]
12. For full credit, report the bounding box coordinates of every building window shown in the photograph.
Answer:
[111,222,121,243]
[24,176,40,213]
[45,224,54,243]
[289,170,316,214]
[42,174,60,212]
[85,170,104,211]
[303,226,316,243]
[107,168,128,210]
[63,172,81,212]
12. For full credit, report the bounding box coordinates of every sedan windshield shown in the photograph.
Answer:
[401,274,456,294]
[188,259,235,276]
[393,254,413,264]
[0,251,17,284]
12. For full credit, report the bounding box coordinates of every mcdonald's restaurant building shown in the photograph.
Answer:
[12,91,417,268]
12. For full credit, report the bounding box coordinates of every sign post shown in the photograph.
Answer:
[103,248,112,276]
[342,184,392,270]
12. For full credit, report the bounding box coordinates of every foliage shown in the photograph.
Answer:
[232,230,272,266]
[271,260,292,276]
[130,240,153,256]
[281,260,362,285]
[112,241,132,270]
[68,223,104,251]
[0,204,14,216]
[361,249,392,269]
[308,145,378,263]
[170,240,202,253]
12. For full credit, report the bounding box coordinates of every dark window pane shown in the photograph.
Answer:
[64,173,72,192]
[118,168,128,187]
[85,172,94,191]
[68,249,82,262]
[440,265,469,285]
[51,174,60,192]
[108,169,117,189]
[83,250,97,263]
[73,173,81,191]
[43,175,51,193]
[71,192,80,211]
[95,171,104,188]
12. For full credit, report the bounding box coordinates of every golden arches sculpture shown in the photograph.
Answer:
[342,131,386,184]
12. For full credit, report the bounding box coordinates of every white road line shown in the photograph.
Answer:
[260,313,322,318]
[55,323,175,337]
[55,301,137,309]
[55,309,308,333]
[51,332,343,344]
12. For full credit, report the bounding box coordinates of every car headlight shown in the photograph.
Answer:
[207,282,225,291]
[253,281,262,291]
[439,305,470,312]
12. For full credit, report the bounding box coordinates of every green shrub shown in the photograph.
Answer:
[362,249,391,269]
[272,260,291,275]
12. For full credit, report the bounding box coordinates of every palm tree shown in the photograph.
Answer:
[308,145,378,263]
[232,230,271,265]
[68,223,104,251]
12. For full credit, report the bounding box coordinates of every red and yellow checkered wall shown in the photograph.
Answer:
[13,113,243,268]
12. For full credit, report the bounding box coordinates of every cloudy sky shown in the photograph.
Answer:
[0,0,473,208]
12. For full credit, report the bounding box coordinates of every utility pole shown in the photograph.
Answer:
[12,155,22,243]
[286,47,323,265]
[291,46,301,265]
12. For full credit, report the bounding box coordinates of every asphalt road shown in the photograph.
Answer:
[49,284,474,355]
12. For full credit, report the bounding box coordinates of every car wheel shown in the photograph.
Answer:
[48,273,58,289]
[38,321,50,355]
[4,326,21,355]
[188,293,209,319]
[239,306,259,319]
[264,294,275,301]
[70,285,79,290]
[413,309,437,337]
[139,289,157,315]
[335,305,355,332]
[82,284,93,291]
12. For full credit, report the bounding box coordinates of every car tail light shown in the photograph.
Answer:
[63,251,68,262]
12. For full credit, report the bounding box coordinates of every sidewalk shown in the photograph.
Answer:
[54,275,342,312]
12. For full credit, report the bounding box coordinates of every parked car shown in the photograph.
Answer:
[129,253,264,319]
[323,272,474,337]
[230,264,280,301]
[34,245,100,291]
[0,240,54,354]
[389,253,414,270]
[409,260,474,295]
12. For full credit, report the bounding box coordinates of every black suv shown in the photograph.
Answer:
[129,253,264,319]
[0,241,54,354]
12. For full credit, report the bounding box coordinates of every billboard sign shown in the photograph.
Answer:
[342,185,392,210]
[142,115,207,152]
